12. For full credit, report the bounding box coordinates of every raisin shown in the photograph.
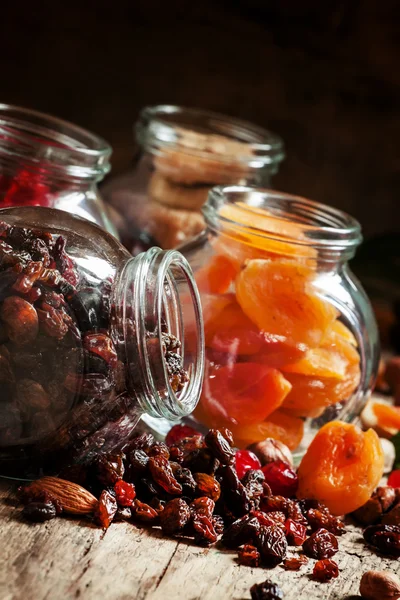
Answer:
[171,464,196,497]
[303,528,338,559]
[204,429,235,465]
[165,424,201,447]
[131,499,158,523]
[22,502,57,522]
[237,544,260,567]
[125,432,155,454]
[148,441,170,459]
[194,473,221,502]
[252,510,285,528]
[242,470,265,510]
[221,514,260,548]
[149,455,182,495]
[114,480,136,507]
[15,378,50,414]
[286,501,307,525]
[127,449,149,480]
[260,495,290,516]
[256,524,287,567]
[160,498,191,535]
[0,296,39,345]
[307,508,345,536]
[218,465,251,517]
[0,353,13,383]
[363,524,400,556]
[284,519,307,546]
[312,559,339,582]
[83,333,117,368]
[94,453,125,486]
[190,497,215,519]
[94,490,118,529]
[150,497,166,514]
[192,512,218,546]
[282,556,308,570]
[212,514,225,535]
[183,447,219,475]
[250,579,283,600]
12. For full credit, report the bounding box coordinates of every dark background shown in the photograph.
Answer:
[1,0,400,238]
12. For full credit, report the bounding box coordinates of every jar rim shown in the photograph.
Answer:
[136,104,285,169]
[0,104,112,181]
[204,185,363,253]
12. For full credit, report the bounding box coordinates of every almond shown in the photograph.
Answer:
[30,476,98,515]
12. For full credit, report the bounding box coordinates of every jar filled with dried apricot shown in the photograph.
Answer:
[101,105,284,252]
[0,207,204,474]
[180,186,379,457]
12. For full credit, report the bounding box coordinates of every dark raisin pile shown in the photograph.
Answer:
[0,221,188,468]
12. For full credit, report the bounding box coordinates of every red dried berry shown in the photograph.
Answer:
[312,559,339,582]
[114,480,136,507]
[285,519,307,546]
[235,450,262,480]
[387,469,400,488]
[237,544,260,567]
[261,460,298,497]
[303,528,338,559]
[165,424,201,447]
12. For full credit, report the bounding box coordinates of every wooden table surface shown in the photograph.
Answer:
[1,480,399,600]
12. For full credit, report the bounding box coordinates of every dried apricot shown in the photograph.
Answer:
[206,300,264,355]
[199,363,292,427]
[236,260,337,348]
[281,347,347,380]
[195,254,238,294]
[297,421,384,515]
[229,410,304,450]
[372,402,400,430]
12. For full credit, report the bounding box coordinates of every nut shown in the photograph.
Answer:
[375,486,398,512]
[360,570,400,600]
[352,487,397,526]
[382,503,400,526]
[247,438,293,467]
[381,438,396,474]
[23,476,98,515]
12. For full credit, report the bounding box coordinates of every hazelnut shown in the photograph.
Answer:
[360,570,400,600]
[352,487,397,526]
[247,438,293,468]
[375,486,397,512]
[380,438,396,474]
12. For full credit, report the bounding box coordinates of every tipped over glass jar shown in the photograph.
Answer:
[0,207,204,475]
[101,105,285,252]
[179,186,379,458]
[0,104,117,236]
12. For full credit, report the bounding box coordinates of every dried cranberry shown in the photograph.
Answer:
[94,490,118,529]
[284,519,307,545]
[22,502,57,522]
[262,460,298,497]
[303,528,338,559]
[237,544,260,567]
[250,579,283,600]
[387,470,400,488]
[160,498,191,535]
[256,524,287,567]
[165,424,201,447]
[235,450,262,480]
[363,524,400,556]
[114,480,136,507]
[312,559,339,582]
[194,473,221,502]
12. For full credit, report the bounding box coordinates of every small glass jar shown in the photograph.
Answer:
[0,207,204,474]
[101,105,285,252]
[0,104,117,237]
[180,186,379,458]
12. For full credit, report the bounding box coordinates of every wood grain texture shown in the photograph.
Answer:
[1,480,399,600]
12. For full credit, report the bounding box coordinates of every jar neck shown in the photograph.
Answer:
[0,104,111,189]
[112,247,205,420]
[203,186,363,263]
[135,104,285,176]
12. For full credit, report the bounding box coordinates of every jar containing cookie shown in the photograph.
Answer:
[101,105,285,252]
[179,186,379,459]
[0,207,204,475]
[0,104,117,237]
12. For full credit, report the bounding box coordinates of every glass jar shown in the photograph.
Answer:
[180,185,379,458]
[0,207,204,474]
[0,104,117,237]
[101,105,285,252]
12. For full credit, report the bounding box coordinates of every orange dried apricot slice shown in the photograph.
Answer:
[325,320,357,347]
[195,254,238,294]
[229,410,304,450]
[372,402,400,430]
[255,334,308,369]
[236,259,337,348]
[206,299,264,355]
[281,347,347,380]
[198,362,292,427]
[297,421,384,515]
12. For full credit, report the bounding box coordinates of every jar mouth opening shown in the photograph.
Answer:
[204,186,362,252]
[0,104,112,181]
[136,104,285,169]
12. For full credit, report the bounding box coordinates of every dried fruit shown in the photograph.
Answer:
[363,524,400,556]
[250,579,283,600]
[256,524,287,566]
[312,559,339,582]
[297,421,384,515]
[160,498,190,535]
[131,499,158,523]
[221,514,260,548]
[21,477,98,515]
[382,504,400,526]
[114,480,136,507]
[237,544,260,567]
[284,519,307,545]
[388,470,400,488]
[282,556,308,570]
[204,428,235,464]
[94,453,125,486]
[149,455,182,495]
[306,508,345,535]
[192,512,218,545]
[94,490,117,529]
[165,424,202,446]
[194,473,221,502]
[235,449,262,480]
[360,570,400,600]
[22,502,57,522]
[262,460,298,497]
[0,295,39,345]
[302,528,338,559]
[247,438,293,468]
